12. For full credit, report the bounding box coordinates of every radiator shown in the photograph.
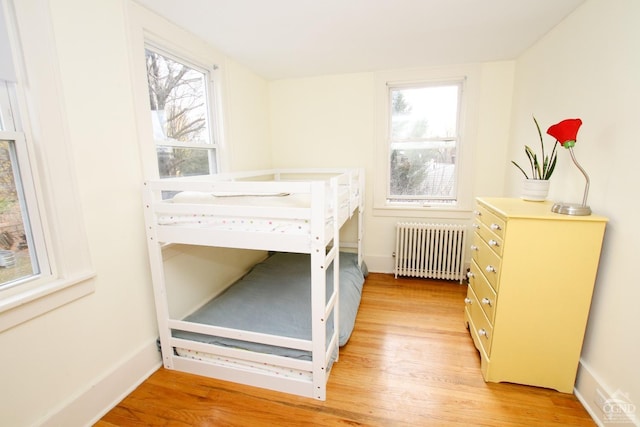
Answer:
[394,222,467,283]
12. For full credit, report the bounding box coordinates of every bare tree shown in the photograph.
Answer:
[145,50,209,177]
[0,141,24,250]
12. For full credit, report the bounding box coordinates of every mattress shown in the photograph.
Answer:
[173,251,366,361]
[156,188,350,233]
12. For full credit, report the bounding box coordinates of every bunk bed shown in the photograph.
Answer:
[142,168,365,400]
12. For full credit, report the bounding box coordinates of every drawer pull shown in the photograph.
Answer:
[467,271,474,279]
[478,328,490,339]
[470,245,478,251]
[473,210,482,216]
[464,297,472,304]
[490,223,502,231]
[488,239,499,247]
[472,223,480,229]
[485,265,496,273]
[481,297,492,307]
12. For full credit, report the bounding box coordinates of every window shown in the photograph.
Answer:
[0,82,49,291]
[388,82,461,206]
[0,137,40,288]
[144,46,219,178]
[0,1,95,333]
[128,2,227,181]
[374,66,477,215]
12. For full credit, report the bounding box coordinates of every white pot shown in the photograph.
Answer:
[521,179,550,202]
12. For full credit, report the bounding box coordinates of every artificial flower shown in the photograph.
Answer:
[547,118,582,148]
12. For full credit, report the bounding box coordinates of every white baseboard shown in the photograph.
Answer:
[364,255,471,284]
[38,338,161,427]
[575,359,638,426]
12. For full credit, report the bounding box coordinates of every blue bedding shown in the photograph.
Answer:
[173,251,366,360]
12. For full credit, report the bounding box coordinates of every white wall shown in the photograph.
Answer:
[269,62,515,272]
[505,0,639,424]
[0,0,271,425]
[0,1,159,426]
[225,58,272,171]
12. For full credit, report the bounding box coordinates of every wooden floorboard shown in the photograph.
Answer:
[97,273,595,426]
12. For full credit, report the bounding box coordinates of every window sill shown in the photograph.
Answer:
[373,204,473,220]
[0,271,96,333]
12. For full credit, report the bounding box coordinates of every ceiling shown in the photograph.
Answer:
[135,0,585,81]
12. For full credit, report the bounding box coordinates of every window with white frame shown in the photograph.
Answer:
[128,2,226,181]
[144,45,219,178]
[0,0,95,333]
[0,82,49,291]
[387,81,462,206]
[0,135,40,287]
[374,66,476,214]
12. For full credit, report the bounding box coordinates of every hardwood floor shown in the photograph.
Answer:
[97,273,595,426]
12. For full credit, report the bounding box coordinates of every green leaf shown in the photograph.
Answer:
[511,161,530,179]
[544,155,557,180]
[533,116,546,170]
[512,117,559,180]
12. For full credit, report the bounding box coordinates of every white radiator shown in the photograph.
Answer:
[394,222,467,283]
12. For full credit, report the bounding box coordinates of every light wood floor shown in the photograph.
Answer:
[97,273,595,426]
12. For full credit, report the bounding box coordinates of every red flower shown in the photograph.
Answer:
[547,118,582,148]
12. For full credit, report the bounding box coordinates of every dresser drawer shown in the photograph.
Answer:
[469,259,497,324]
[474,204,505,239]
[464,285,494,356]
[476,220,504,256]
[471,234,501,291]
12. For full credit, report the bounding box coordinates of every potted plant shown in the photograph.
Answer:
[512,116,559,201]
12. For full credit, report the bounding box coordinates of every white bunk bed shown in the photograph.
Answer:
[142,168,365,400]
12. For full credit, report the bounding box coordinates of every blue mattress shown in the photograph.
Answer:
[173,251,366,360]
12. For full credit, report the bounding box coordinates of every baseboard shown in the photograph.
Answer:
[364,255,471,284]
[575,359,638,426]
[38,338,161,427]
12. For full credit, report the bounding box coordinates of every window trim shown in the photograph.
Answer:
[126,2,228,180]
[144,42,221,177]
[373,65,479,218]
[387,80,463,205]
[0,0,96,333]
[0,131,51,292]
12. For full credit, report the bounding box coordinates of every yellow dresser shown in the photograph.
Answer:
[464,197,607,393]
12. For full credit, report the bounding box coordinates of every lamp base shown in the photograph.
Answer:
[551,202,592,216]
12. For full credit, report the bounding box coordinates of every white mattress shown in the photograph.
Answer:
[158,215,314,234]
[156,189,349,233]
[175,347,314,380]
[170,190,312,207]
